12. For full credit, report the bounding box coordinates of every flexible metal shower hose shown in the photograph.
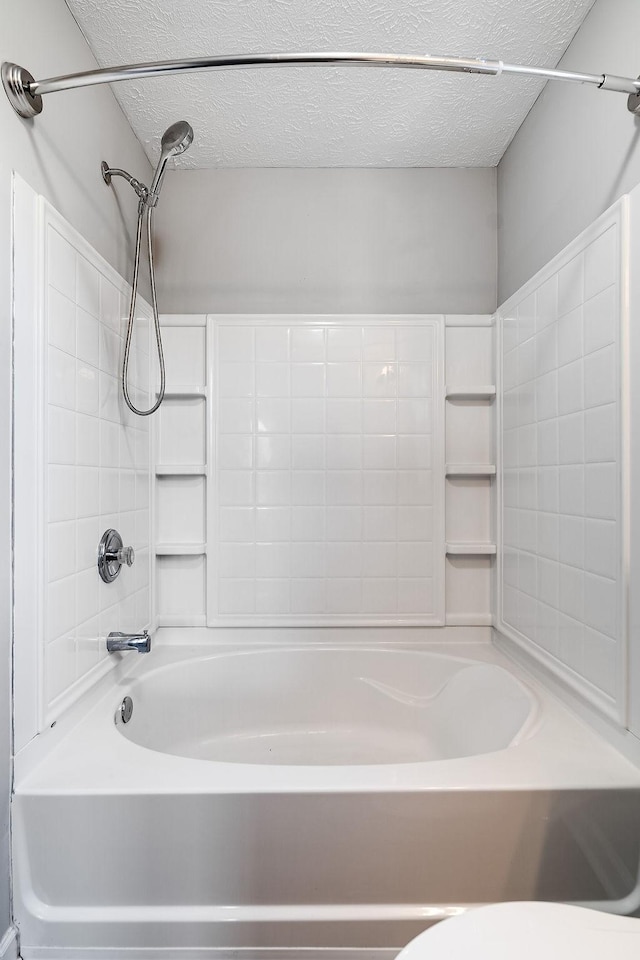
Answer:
[121,198,165,416]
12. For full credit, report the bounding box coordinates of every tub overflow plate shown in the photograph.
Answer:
[118,696,134,724]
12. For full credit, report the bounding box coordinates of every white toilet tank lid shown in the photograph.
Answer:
[396,902,640,960]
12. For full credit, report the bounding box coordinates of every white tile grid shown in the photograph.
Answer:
[500,222,622,703]
[213,320,443,622]
[45,223,152,714]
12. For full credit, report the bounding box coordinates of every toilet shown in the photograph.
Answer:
[396,902,640,959]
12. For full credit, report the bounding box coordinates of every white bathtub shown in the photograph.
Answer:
[13,631,640,960]
[119,647,538,766]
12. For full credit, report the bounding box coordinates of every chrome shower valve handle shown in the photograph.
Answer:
[98,529,135,583]
[115,544,135,567]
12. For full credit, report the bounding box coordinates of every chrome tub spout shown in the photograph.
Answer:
[106,630,151,654]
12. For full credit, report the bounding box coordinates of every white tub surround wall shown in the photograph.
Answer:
[627,183,640,742]
[212,317,444,624]
[445,316,496,626]
[497,199,628,723]
[0,0,151,932]
[13,178,152,746]
[154,314,495,628]
[154,315,208,628]
[2,0,154,933]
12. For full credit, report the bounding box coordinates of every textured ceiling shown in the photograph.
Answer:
[65,0,596,167]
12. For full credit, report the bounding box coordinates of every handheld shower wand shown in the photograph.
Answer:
[148,120,194,204]
[102,120,194,416]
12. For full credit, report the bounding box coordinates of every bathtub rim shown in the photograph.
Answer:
[14,630,640,795]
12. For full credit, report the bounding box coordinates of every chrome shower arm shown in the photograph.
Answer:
[100,163,150,204]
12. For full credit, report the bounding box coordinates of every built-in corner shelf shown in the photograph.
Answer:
[446,542,497,556]
[446,613,494,627]
[157,614,208,628]
[155,543,207,556]
[158,386,207,400]
[155,465,207,476]
[445,386,496,401]
[446,464,496,477]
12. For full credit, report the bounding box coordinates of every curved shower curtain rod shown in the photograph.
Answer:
[3,51,640,120]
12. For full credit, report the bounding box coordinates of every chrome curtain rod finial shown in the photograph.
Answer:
[1,62,42,119]
[3,52,640,120]
[628,78,640,116]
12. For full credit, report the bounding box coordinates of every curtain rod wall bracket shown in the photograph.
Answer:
[1,62,42,119]
[628,78,640,115]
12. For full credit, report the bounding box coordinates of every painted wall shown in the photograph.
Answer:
[498,0,640,303]
[155,168,497,315]
[0,0,152,941]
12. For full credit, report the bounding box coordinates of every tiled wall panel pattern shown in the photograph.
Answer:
[212,318,444,623]
[44,206,152,719]
[499,204,625,714]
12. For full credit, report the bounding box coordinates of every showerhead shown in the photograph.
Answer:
[160,120,194,157]
[149,120,194,200]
